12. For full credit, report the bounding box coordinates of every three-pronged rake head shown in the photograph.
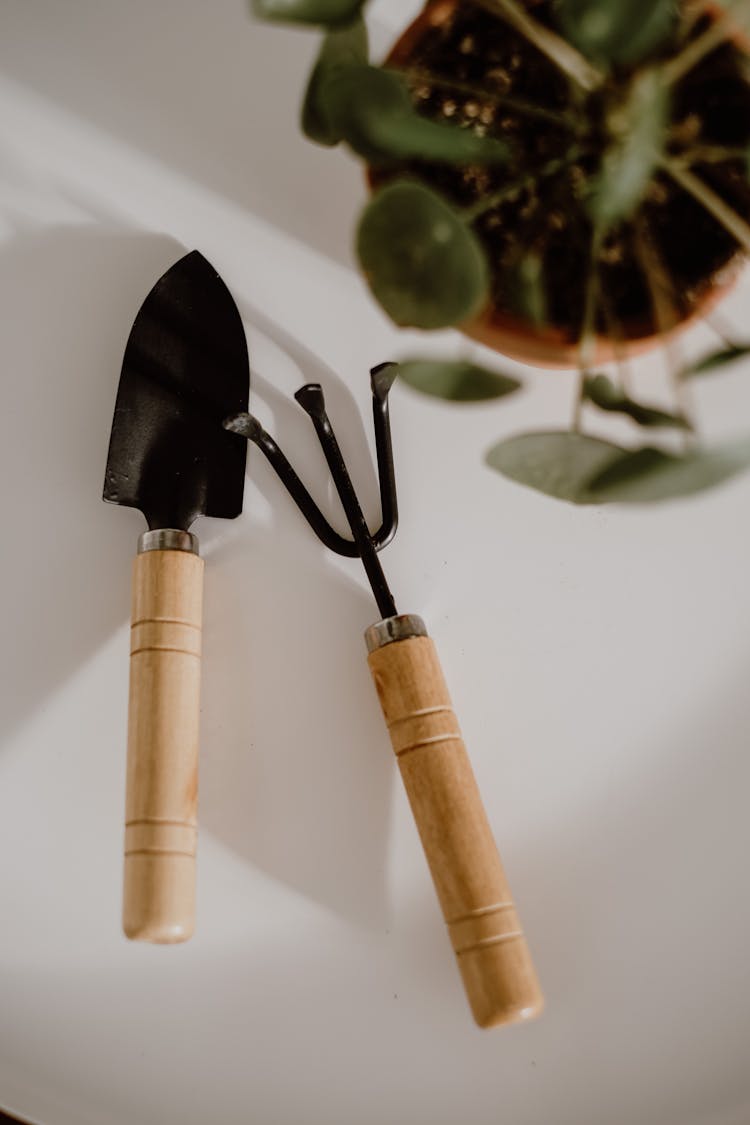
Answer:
[225,363,400,619]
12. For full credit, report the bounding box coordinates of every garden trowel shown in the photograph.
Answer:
[103,250,249,943]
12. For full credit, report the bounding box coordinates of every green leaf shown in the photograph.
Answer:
[589,69,669,226]
[509,253,547,328]
[322,65,509,165]
[397,360,521,402]
[555,0,678,66]
[684,345,750,377]
[302,18,368,145]
[485,430,626,503]
[584,373,690,429]
[251,0,365,27]
[357,182,490,329]
[588,436,750,501]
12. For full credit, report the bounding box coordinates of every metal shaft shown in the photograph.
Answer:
[370,363,399,552]
[295,385,398,621]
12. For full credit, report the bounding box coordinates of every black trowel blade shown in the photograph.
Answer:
[103,250,249,531]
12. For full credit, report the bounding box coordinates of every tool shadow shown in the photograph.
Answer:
[9,663,750,1125]
[200,522,394,932]
[0,225,394,929]
[0,225,185,746]
[238,298,389,533]
[199,312,396,930]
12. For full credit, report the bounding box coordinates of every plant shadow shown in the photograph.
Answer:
[199,309,396,929]
[199,518,394,930]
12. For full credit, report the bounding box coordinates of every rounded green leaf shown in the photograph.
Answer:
[252,0,365,27]
[398,360,521,402]
[323,66,509,165]
[584,373,690,429]
[685,345,750,378]
[508,253,547,328]
[489,431,750,504]
[587,437,750,501]
[588,70,669,227]
[357,182,490,329]
[555,0,677,66]
[486,430,626,504]
[302,18,368,145]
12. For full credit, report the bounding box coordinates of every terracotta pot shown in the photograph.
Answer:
[378,0,744,369]
[703,1,750,50]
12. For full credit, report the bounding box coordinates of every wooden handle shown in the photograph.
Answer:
[367,630,543,1028]
[123,547,204,943]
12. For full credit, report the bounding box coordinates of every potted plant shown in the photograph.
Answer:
[252,0,750,504]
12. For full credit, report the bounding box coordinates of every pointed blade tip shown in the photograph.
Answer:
[103,249,249,524]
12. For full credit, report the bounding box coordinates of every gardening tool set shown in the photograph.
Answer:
[103,251,542,1028]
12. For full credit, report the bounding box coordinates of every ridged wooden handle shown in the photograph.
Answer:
[367,632,543,1028]
[123,548,204,943]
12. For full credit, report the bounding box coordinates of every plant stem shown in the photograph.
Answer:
[462,183,524,224]
[462,147,582,223]
[678,3,705,41]
[600,286,633,394]
[663,2,750,87]
[613,336,634,397]
[469,0,603,92]
[661,158,750,251]
[572,363,589,433]
[395,66,577,127]
[633,219,695,444]
[573,229,601,432]
[676,144,749,164]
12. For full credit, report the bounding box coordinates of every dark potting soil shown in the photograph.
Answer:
[382,1,750,341]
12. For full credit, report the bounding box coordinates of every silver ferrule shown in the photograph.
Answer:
[137,529,199,555]
[365,614,428,654]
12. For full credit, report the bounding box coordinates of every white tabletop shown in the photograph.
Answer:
[2,4,750,1124]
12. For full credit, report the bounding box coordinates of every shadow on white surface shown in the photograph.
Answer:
[0,0,364,268]
[329,657,750,1125]
[200,520,394,930]
[240,298,390,530]
[199,305,396,928]
[0,225,184,744]
[2,656,750,1125]
[0,222,394,925]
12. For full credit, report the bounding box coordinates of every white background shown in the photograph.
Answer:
[1,3,750,1123]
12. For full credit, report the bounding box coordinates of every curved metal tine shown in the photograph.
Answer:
[294,385,397,619]
[369,363,399,551]
[224,412,360,558]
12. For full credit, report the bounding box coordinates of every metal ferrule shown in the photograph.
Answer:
[365,614,427,653]
[138,529,199,555]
